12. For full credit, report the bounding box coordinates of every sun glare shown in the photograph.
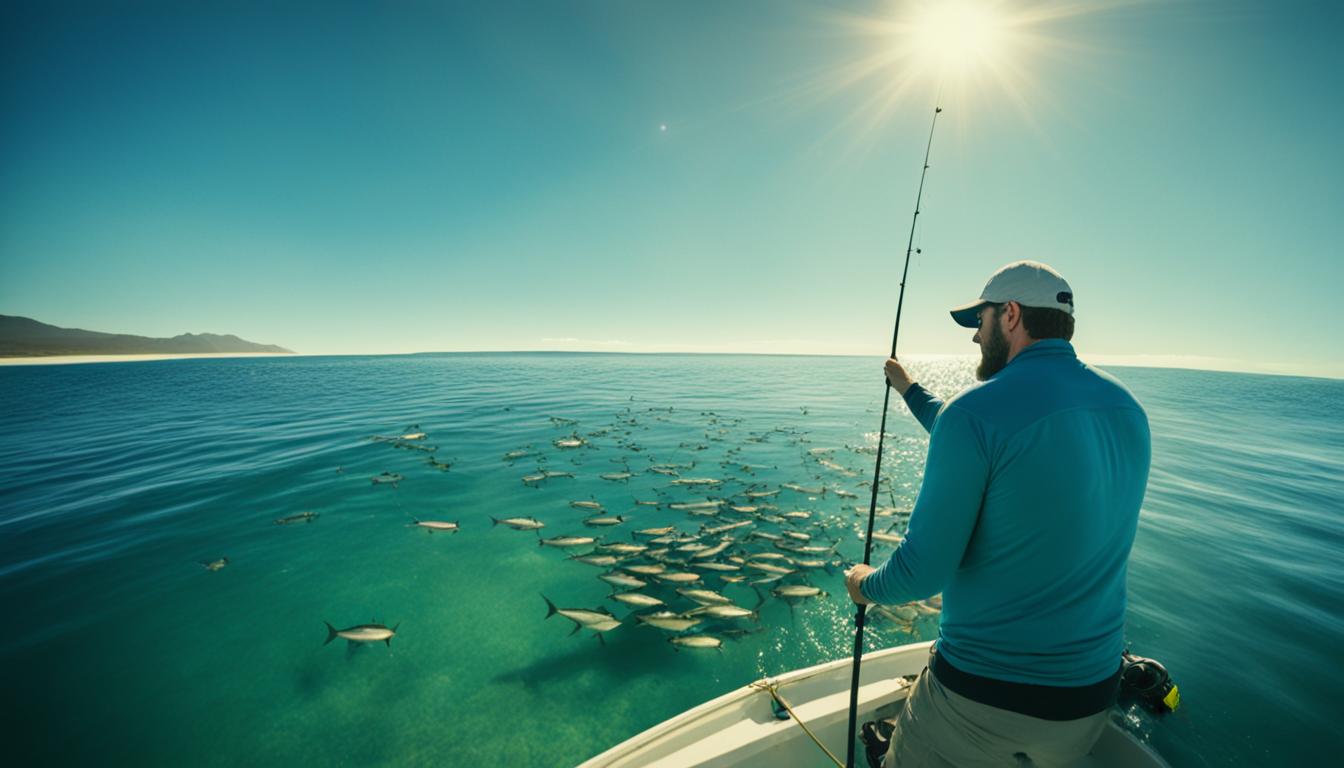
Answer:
[794,1,1125,149]
[909,1,1006,76]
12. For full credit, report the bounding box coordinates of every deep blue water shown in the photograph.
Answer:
[1,353,1341,766]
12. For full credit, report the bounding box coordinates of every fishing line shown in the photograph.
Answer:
[844,103,942,768]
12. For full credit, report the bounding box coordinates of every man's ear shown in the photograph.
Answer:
[1003,301,1022,332]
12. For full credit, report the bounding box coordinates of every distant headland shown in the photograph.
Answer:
[0,315,293,357]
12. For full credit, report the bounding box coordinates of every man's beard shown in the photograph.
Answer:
[976,318,1010,381]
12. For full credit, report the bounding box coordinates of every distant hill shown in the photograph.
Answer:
[0,315,294,356]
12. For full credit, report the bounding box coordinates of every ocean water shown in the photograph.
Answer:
[1,353,1340,767]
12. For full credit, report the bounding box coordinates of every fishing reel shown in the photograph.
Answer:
[1119,650,1180,714]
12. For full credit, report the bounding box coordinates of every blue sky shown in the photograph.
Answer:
[2,1,1341,377]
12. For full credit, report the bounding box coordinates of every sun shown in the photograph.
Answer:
[796,0,1126,145]
[908,1,1008,77]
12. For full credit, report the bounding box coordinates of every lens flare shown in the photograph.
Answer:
[773,1,1130,151]
[908,1,1007,76]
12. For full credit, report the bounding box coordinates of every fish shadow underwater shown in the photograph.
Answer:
[492,624,731,691]
[292,637,413,701]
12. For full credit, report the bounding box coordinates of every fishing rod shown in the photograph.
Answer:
[844,104,942,768]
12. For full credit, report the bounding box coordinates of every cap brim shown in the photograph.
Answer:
[949,300,989,328]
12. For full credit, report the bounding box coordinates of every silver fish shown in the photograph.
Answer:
[583,515,626,527]
[622,564,667,576]
[772,584,825,599]
[690,539,733,559]
[411,519,459,533]
[492,516,545,531]
[570,500,604,511]
[676,588,731,606]
[570,553,621,567]
[609,592,664,608]
[779,542,833,554]
[371,472,403,485]
[686,604,755,620]
[598,572,647,589]
[540,535,596,548]
[323,621,398,646]
[692,561,741,572]
[668,500,723,511]
[818,459,857,476]
[669,634,723,650]
[671,478,723,487]
[653,571,702,584]
[747,562,796,576]
[854,506,904,517]
[200,557,229,572]
[702,520,753,535]
[598,542,647,555]
[870,606,917,633]
[542,595,620,635]
[636,611,702,632]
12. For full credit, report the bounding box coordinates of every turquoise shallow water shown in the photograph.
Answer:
[2,353,1341,766]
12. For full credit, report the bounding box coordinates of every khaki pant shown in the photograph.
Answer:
[885,660,1110,767]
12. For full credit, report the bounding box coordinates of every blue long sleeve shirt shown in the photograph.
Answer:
[861,339,1151,687]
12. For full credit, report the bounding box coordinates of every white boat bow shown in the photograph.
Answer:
[581,641,1169,767]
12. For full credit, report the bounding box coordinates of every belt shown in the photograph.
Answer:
[929,649,1121,721]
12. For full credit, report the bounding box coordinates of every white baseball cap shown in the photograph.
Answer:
[949,260,1075,328]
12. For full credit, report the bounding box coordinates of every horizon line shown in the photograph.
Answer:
[2,349,1339,382]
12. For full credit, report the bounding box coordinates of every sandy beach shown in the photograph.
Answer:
[0,353,297,366]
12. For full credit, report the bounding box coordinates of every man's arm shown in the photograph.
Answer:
[856,403,990,605]
[885,358,942,434]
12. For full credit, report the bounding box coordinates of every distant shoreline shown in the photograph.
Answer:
[0,350,1336,380]
[0,353,297,366]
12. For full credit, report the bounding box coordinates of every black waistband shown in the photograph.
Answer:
[930,650,1121,721]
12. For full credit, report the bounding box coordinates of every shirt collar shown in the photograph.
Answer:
[1007,338,1075,367]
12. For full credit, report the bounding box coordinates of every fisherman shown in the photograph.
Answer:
[844,261,1151,767]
